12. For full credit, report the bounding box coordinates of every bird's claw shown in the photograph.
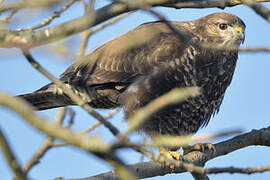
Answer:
[158,148,182,168]
[183,143,216,155]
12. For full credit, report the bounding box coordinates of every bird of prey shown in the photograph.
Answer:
[20,12,245,157]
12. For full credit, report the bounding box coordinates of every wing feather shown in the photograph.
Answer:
[60,21,192,87]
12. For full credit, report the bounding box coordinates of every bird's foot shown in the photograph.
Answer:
[158,148,182,168]
[183,143,216,155]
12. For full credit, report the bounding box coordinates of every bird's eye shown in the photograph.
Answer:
[219,23,228,30]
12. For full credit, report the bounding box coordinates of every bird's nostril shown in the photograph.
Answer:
[236,27,243,34]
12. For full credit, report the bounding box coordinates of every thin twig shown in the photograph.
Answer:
[162,0,270,9]
[24,0,79,31]
[76,12,132,59]
[81,108,121,134]
[22,108,67,174]
[0,9,18,24]
[0,0,65,13]
[239,47,270,52]
[53,108,120,147]
[87,0,95,12]
[76,0,95,59]
[242,0,270,22]
[65,108,75,129]
[23,137,54,173]
[205,165,270,174]
[0,127,27,180]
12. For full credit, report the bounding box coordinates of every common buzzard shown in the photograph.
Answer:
[20,12,245,146]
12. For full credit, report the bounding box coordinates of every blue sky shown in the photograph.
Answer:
[1,1,270,179]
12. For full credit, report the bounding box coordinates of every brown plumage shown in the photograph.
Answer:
[20,13,245,137]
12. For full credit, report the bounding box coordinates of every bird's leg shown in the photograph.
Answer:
[183,143,216,155]
[158,147,182,168]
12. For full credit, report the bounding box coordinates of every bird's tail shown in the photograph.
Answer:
[18,85,74,110]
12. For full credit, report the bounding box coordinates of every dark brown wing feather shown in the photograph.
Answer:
[60,22,190,86]
[19,21,191,110]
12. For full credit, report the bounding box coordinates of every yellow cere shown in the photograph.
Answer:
[237,27,243,33]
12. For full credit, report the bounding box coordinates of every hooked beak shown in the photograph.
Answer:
[235,26,245,44]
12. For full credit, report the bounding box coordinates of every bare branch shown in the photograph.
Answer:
[22,108,67,174]
[242,0,270,22]
[76,12,132,59]
[239,47,270,52]
[23,0,79,31]
[162,0,270,9]
[1,0,270,48]
[0,92,110,153]
[80,126,270,179]
[0,127,27,180]
[205,165,270,174]
[23,137,54,173]
[0,9,18,24]
[65,108,75,129]
[0,0,65,12]
[0,93,137,180]
[81,108,121,134]
[53,108,120,147]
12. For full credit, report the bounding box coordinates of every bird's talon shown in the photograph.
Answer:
[158,148,182,169]
[206,143,216,155]
[183,143,216,155]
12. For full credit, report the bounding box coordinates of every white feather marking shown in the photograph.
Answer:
[169,61,175,68]
[152,66,159,75]
[219,69,225,75]
[45,29,50,37]
[222,57,227,64]
[144,78,151,90]
[175,58,181,65]
[174,75,180,81]
[127,84,139,93]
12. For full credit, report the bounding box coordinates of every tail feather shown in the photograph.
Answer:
[18,89,74,110]
[18,83,121,110]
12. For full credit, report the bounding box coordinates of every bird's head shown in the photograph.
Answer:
[195,12,246,47]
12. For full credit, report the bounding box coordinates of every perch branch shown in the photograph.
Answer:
[78,126,270,179]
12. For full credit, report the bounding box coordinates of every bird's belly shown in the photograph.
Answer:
[141,95,212,136]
